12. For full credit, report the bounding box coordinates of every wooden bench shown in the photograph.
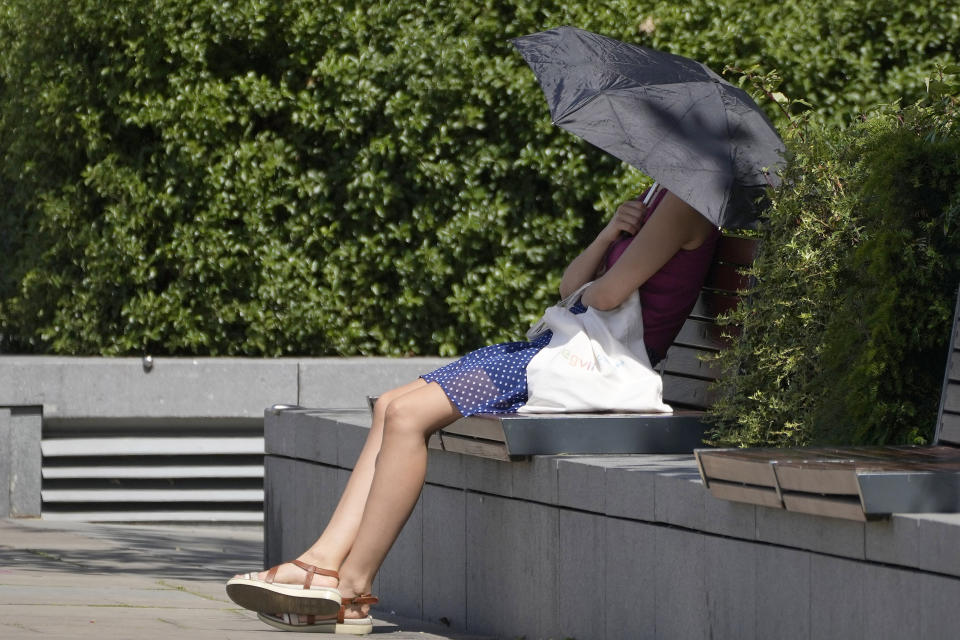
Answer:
[696,285,960,521]
[432,234,758,460]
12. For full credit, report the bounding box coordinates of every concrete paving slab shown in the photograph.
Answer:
[0,583,225,608]
[0,518,494,639]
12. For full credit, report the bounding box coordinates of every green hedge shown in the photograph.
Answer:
[2,0,958,358]
[707,85,960,447]
[0,0,644,356]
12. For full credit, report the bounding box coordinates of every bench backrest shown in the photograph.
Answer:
[936,286,960,446]
[660,234,757,410]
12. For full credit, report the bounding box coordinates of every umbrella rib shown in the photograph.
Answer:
[712,81,736,218]
[553,90,605,125]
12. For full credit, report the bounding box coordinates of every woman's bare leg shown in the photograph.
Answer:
[246,378,432,585]
[297,379,434,569]
[335,381,461,614]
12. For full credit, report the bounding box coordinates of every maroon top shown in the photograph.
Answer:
[604,188,720,362]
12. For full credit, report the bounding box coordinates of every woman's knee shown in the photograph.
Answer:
[381,382,460,444]
[381,394,427,440]
[373,380,424,424]
[372,389,400,424]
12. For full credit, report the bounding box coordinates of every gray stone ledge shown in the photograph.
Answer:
[297,358,448,409]
[0,356,297,420]
[0,356,449,421]
[865,512,960,577]
[267,411,960,581]
[266,410,960,640]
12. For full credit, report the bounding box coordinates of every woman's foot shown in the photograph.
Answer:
[339,591,378,621]
[226,559,341,616]
[237,558,339,591]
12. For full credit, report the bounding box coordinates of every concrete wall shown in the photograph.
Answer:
[0,356,449,421]
[0,355,448,518]
[0,406,42,517]
[266,410,960,640]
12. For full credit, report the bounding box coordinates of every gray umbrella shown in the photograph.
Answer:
[511,26,785,229]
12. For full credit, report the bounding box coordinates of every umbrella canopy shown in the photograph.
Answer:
[511,26,785,229]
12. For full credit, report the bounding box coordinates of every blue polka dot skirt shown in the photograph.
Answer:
[421,331,553,416]
[422,301,589,416]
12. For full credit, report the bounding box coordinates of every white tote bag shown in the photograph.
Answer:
[519,286,672,414]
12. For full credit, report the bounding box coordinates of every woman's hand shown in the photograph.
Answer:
[581,191,715,310]
[598,199,647,244]
[559,198,646,298]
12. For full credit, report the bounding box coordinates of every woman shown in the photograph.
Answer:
[226,186,719,634]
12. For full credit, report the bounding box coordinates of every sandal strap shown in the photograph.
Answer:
[290,559,340,590]
[337,593,379,623]
[263,560,340,590]
[264,565,280,584]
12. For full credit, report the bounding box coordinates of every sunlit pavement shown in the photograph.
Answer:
[0,518,494,639]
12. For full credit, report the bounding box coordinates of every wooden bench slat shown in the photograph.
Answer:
[948,349,960,380]
[704,262,752,293]
[940,412,960,446]
[945,385,960,414]
[773,463,861,495]
[714,235,759,266]
[439,434,511,461]
[781,492,867,521]
[688,291,742,321]
[695,449,779,487]
[442,416,507,442]
[662,374,715,410]
[672,318,730,350]
[706,479,782,508]
[660,345,721,381]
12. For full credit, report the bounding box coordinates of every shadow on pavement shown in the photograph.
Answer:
[0,519,263,581]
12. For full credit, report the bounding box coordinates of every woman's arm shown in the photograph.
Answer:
[558,198,648,299]
[579,192,715,310]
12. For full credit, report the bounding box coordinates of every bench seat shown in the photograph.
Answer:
[697,285,960,520]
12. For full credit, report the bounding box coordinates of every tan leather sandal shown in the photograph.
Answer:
[257,594,379,635]
[225,559,342,616]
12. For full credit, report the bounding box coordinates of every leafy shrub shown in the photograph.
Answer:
[644,0,960,127]
[0,0,639,356]
[1,0,958,360]
[707,81,960,447]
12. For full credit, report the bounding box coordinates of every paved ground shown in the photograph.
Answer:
[0,518,494,639]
